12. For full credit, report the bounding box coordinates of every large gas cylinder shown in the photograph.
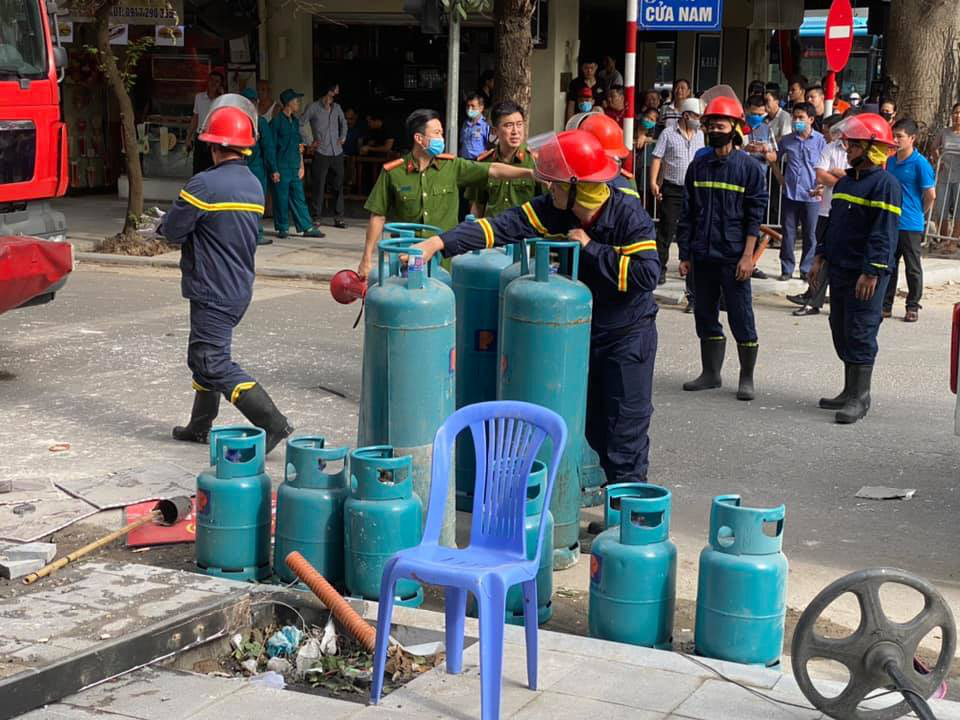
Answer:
[505,460,554,625]
[695,494,788,667]
[344,446,423,606]
[499,240,591,570]
[196,426,272,581]
[274,436,350,586]
[452,247,512,512]
[357,237,456,546]
[580,444,605,507]
[589,484,676,649]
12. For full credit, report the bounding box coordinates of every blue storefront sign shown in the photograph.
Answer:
[638,0,723,31]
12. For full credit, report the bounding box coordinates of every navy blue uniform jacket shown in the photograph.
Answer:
[817,165,901,276]
[440,188,660,333]
[160,159,264,305]
[677,147,767,263]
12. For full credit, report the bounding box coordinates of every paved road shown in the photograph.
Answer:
[2,266,957,590]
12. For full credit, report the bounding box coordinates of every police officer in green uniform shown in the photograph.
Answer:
[466,100,539,218]
[357,108,536,278]
[270,88,325,239]
[240,87,277,245]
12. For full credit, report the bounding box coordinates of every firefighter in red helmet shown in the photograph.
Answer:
[676,86,768,402]
[160,95,294,453]
[411,129,661,491]
[809,113,901,424]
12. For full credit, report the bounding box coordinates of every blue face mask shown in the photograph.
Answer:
[578,102,593,113]
[467,108,481,120]
[793,120,807,133]
[746,113,764,129]
[426,137,445,156]
[640,119,656,130]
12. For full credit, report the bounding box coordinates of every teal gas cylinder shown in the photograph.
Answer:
[452,247,513,512]
[196,426,272,582]
[580,444,605,507]
[498,240,591,570]
[273,436,350,586]
[357,237,456,547]
[588,484,676,649]
[505,460,554,625]
[599,482,648,531]
[695,494,788,667]
[344,446,423,606]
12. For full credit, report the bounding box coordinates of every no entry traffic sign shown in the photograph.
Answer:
[825,0,854,72]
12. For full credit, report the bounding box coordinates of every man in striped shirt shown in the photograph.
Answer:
[650,98,704,290]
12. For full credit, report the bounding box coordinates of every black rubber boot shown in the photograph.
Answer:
[819,363,853,409]
[172,391,220,444]
[683,338,725,391]
[835,364,873,424]
[233,383,294,454]
[736,343,758,401]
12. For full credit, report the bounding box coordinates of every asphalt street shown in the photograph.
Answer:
[2,265,957,592]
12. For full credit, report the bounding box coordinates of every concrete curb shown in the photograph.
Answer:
[74,252,337,282]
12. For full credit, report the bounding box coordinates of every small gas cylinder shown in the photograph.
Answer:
[589,484,676,649]
[344,445,423,607]
[196,426,272,582]
[694,494,788,667]
[274,436,350,586]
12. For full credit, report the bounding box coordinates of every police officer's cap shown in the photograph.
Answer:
[279,88,304,106]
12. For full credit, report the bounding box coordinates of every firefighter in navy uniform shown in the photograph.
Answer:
[410,130,661,489]
[809,113,900,424]
[676,88,768,401]
[160,96,294,454]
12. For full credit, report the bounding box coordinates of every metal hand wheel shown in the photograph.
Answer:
[793,568,956,720]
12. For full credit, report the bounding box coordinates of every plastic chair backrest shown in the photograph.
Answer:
[423,401,567,561]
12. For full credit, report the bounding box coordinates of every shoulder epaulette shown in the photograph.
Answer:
[437,153,456,160]
[619,168,634,180]
[383,158,404,171]
[477,149,495,161]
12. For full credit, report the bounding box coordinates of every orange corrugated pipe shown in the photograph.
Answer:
[285,551,377,652]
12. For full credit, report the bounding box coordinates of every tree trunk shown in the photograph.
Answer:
[885,0,960,136]
[95,1,143,236]
[493,0,535,114]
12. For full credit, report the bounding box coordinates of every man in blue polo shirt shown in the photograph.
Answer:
[883,118,936,323]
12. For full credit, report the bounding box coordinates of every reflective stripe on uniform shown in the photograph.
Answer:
[618,255,630,292]
[180,189,265,215]
[192,380,211,392]
[230,381,257,405]
[616,187,640,198]
[870,262,889,270]
[521,202,549,235]
[832,192,902,216]
[615,240,657,255]
[693,180,745,193]
[477,218,495,249]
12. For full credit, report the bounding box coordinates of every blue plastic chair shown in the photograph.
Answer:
[370,400,567,720]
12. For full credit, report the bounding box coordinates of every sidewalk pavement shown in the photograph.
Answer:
[9,561,959,720]
[57,196,960,299]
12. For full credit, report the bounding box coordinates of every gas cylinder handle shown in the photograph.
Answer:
[533,240,580,282]
[377,238,427,289]
[215,432,266,478]
[618,487,671,546]
[517,238,535,275]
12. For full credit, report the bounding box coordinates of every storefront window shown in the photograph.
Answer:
[695,33,721,94]
[654,41,674,90]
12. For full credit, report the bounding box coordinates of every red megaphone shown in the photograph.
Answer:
[330,269,368,304]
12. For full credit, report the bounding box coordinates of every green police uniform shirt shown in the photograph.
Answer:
[464,145,539,217]
[364,153,491,231]
[270,112,303,171]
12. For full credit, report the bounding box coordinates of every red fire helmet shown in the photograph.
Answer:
[566,112,630,159]
[833,113,897,147]
[199,106,256,149]
[527,130,620,183]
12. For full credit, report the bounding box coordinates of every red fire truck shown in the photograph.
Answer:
[0,0,73,314]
